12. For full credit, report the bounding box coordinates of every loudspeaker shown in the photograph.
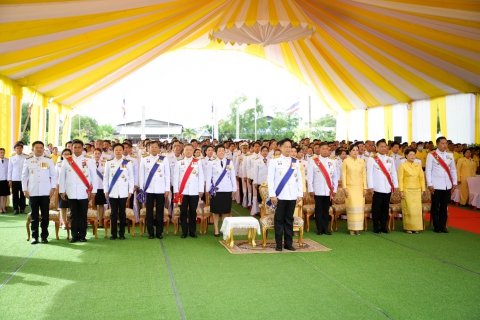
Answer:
[394,136,402,144]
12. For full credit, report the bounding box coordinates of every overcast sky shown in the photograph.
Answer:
[78,49,331,129]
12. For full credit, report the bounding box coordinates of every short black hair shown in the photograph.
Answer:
[319,142,328,148]
[376,139,387,147]
[14,141,24,148]
[278,138,292,147]
[463,148,472,156]
[260,146,269,152]
[112,143,124,150]
[349,143,359,152]
[61,148,72,156]
[31,141,44,148]
[391,142,400,148]
[72,139,84,147]
[214,144,225,153]
[404,148,416,157]
[65,140,73,147]
[436,136,447,144]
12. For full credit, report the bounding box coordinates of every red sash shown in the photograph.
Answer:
[65,156,93,194]
[432,152,454,185]
[373,155,394,192]
[174,158,198,205]
[313,157,334,196]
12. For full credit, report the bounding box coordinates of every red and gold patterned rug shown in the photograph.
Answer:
[219,238,331,254]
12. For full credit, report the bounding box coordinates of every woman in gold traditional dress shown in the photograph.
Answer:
[398,148,425,233]
[456,148,476,206]
[342,144,367,235]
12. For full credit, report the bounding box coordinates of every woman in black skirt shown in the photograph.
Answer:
[56,149,71,227]
[205,144,238,237]
[0,148,10,213]
[93,148,107,228]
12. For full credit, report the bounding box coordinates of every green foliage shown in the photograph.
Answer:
[183,128,196,140]
[218,96,298,140]
[19,102,31,145]
[70,115,115,141]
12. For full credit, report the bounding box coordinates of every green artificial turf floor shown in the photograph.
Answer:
[1,203,479,320]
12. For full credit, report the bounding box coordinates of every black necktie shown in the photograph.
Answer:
[263,157,267,164]
[1,159,3,164]
[221,161,223,168]
[96,162,99,168]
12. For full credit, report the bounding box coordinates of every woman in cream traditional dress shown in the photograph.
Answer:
[342,144,367,235]
[456,148,476,206]
[398,149,425,233]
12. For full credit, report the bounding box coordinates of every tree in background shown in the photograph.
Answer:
[20,102,31,145]
[71,115,115,141]
[182,127,196,141]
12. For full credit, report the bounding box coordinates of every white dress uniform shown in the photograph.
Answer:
[366,154,398,232]
[246,152,260,215]
[123,154,139,187]
[205,158,237,193]
[335,157,343,182]
[173,156,204,237]
[425,150,457,232]
[253,156,269,186]
[21,154,57,241]
[103,157,134,239]
[307,156,338,196]
[267,154,303,249]
[8,153,28,213]
[0,157,9,181]
[58,154,98,241]
[139,154,171,194]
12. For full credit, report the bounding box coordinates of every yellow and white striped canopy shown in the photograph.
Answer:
[1,0,479,112]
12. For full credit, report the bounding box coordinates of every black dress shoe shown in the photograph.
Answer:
[373,230,381,234]
[181,234,187,239]
[284,246,296,251]
[434,229,441,233]
[214,234,220,237]
[275,247,282,251]
[79,238,87,242]
[70,238,78,243]
[189,233,198,238]
[324,231,332,235]
[109,236,117,240]
[148,235,154,239]
[31,238,38,245]
[157,235,163,239]
[41,238,48,244]
[119,236,126,240]
[381,229,390,234]
[13,210,19,215]
[20,210,26,214]
[441,229,449,233]
[316,231,323,235]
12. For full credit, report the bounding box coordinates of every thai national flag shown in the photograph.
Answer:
[122,99,126,118]
[285,99,300,115]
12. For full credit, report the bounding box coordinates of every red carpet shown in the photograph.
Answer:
[447,206,480,235]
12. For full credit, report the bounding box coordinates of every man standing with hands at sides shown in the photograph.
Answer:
[268,138,303,251]
[8,142,27,214]
[21,141,57,244]
[205,144,237,237]
[173,144,204,238]
[307,142,337,236]
[425,136,457,233]
[104,143,134,240]
[139,141,170,239]
[59,140,97,243]
[367,139,398,234]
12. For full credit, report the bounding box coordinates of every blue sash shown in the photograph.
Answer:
[266,158,297,209]
[136,156,163,204]
[96,169,103,181]
[209,159,231,197]
[107,159,130,200]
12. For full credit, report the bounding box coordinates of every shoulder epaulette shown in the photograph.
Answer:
[44,155,51,159]
[101,159,108,162]
[329,156,336,160]
[178,157,184,161]
[107,158,114,161]
[142,153,149,157]
[23,153,28,156]
[130,153,137,158]
[84,155,92,159]
[11,152,15,157]
[26,155,33,159]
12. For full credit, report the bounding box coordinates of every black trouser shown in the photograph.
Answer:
[257,186,263,203]
[431,189,450,231]
[237,177,243,203]
[372,192,391,231]
[314,195,331,233]
[12,181,25,211]
[146,193,165,237]
[110,197,127,238]
[69,199,88,240]
[180,195,198,236]
[30,196,50,240]
[274,200,296,247]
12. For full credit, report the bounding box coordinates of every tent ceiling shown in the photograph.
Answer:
[0,0,479,111]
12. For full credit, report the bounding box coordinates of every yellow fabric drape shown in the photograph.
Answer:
[408,102,413,143]
[430,96,446,141]
[476,93,480,144]
[0,75,23,152]
[384,105,393,141]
